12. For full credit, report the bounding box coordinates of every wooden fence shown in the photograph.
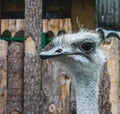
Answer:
[1,32,120,114]
[0,19,120,114]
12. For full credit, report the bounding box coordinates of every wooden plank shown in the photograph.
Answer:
[59,19,72,33]
[59,19,67,31]
[8,19,16,37]
[66,19,72,33]
[43,19,72,34]
[43,19,48,32]
[48,19,59,35]
[101,37,119,114]
[0,40,8,114]
[7,42,24,114]
[16,19,24,31]
[1,20,9,34]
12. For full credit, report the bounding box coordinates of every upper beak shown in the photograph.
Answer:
[39,47,69,59]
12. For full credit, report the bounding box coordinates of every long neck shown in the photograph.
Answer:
[75,73,100,114]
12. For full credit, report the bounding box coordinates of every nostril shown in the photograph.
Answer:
[55,48,62,53]
[40,55,47,59]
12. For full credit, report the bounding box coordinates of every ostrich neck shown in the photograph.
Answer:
[75,73,100,114]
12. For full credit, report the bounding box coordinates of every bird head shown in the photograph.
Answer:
[40,30,105,83]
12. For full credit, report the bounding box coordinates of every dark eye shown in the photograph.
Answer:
[80,41,95,53]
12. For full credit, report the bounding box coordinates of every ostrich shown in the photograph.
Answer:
[40,30,105,114]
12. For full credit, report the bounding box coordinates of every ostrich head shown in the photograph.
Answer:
[40,30,105,114]
[40,30,105,84]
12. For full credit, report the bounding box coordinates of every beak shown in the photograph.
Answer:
[39,47,80,59]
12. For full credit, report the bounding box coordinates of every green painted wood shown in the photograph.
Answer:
[0,37,25,41]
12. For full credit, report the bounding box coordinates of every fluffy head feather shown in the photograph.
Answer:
[40,30,105,84]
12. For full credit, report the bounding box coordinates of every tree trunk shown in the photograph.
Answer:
[24,0,42,114]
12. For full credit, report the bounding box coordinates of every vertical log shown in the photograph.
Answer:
[43,19,48,32]
[59,19,72,33]
[101,37,119,114]
[66,19,72,33]
[24,0,42,113]
[0,40,8,114]
[7,42,24,114]
[24,36,41,114]
[99,63,111,114]
[16,19,24,31]
[59,19,67,31]
[48,19,59,35]
[1,20,9,34]
[8,19,16,37]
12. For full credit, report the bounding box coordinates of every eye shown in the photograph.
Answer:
[80,40,95,53]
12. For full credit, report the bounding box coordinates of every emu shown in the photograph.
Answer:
[40,30,105,114]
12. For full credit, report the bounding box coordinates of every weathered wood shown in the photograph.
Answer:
[24,36,42,114]
[59,19,72,33]
[66,19,72,33]
[48,19,59,35]
[8,19,16,37]
[0,40,8,114]
[101,37,119,114]
[99,63,111,114]
[16,19,24,31]
[24,0,42,113]
[60,72,71,114]
[7,42,24,114]
[43,19,72,35]
[43,19,48,32]
[1,20,9,34]
[1,19,24,36]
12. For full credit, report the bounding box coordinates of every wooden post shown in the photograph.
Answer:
[48,19,59,35]
[0,40,8,114]
[101,37,119,114]
[24,36,42,114]
[24,0,42,113]
[1,20,9,34]
[59,19,72,33]
[16,19,24,31]
[43,19,48,32]
[9,19,16,37]
[7,42,24,114]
